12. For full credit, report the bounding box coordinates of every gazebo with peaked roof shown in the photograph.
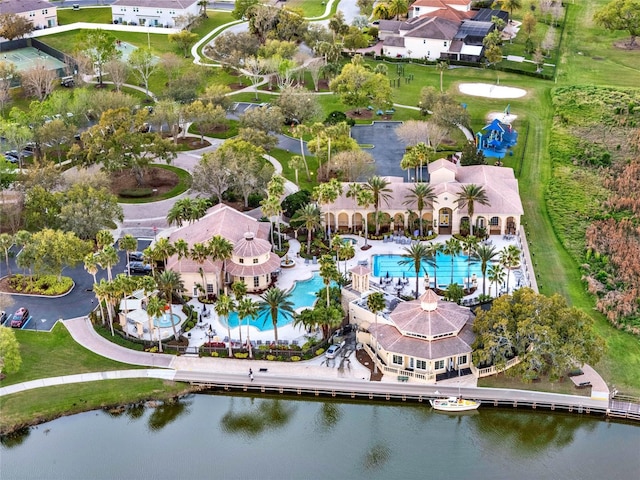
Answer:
[352,289,476,383]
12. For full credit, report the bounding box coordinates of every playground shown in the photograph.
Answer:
[475,105,519,159]
[1,47,66,72]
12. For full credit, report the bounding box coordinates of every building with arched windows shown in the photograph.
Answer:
[323,159,523,237]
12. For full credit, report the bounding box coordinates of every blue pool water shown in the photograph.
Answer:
[373,254,482,287]
[226,273,329,331]
[154,313,181,328]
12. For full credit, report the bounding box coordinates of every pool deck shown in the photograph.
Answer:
[178,233,528,351]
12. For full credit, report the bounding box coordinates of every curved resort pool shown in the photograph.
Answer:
[226,273,329,331]
[154,313,181,328]
[373,254,483,288]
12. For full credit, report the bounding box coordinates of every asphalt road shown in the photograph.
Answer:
[1,239,151,331]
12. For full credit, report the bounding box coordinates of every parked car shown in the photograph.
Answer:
[128,261,152,274]
[128,251,144,261]
[325,343,343,359]
[0,311,7,325]
[10,307,30,328]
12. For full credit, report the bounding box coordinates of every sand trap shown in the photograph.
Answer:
[459,83,527,99]
[487,111,518,123]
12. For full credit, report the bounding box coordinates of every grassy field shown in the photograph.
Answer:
[0,323,142,387]
[0,379,191,434]
[57,7,112,25]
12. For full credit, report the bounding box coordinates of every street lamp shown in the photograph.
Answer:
[152,226,158,242]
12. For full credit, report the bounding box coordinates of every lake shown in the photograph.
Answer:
[1,393,638,480]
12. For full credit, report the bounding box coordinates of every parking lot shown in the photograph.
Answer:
[0,238,151,331]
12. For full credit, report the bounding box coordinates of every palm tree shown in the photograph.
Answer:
[442,237,462,285]
[152,238,176,270]
[475,244,498,296]
[366,292,386,374]
[93,279,114,334]
[215,293,236,357]
[488,263,506,298]
[0,233,13,274]
[319,255,340,307]
[372,2,391,20]
[259,287,295,345]
[288,155,305,186]
[292,204,322,256]
[460,235,479,289]
[118,234,138,276]
[399,242,430,299]
[346,183,375,246]
[499,245,521,294]
[90,277,108,328]
[230,280,247,344]
[455,184,490,237]
[113,273,137,337]
[209,235,234,294]
[197,0,208,17]
[494,0,522,21]
[155,269,184,341]
[314,305,343,341]
[146,295,165,352]
[314,178,343,245]
[190,242,211,296]
[338,241,355,276]
[237,297,259,358]
[424,242,442,290]
[174,239,189,273]
[366,176,392,236]
[388,0,408,20]
[96,245,119,281]
[95,229,114,250]
[403,183,437,236]
[436,61,448,92]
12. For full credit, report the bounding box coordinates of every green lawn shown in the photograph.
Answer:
[0,323,142,387]
[57,6,112,25]
[270,147,320,192]
[0,379,191,434]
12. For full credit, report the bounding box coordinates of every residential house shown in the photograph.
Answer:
[0,0,57,30]
[164,204,280,297]
[379,16,460,60]
[111,0,200,28]
[323,159,523,237]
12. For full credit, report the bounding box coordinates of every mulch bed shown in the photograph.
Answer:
[175,137,211,149]
[110,166,179,197]
[356,348,383,381]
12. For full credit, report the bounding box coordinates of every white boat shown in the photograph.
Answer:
[430,396,480,412]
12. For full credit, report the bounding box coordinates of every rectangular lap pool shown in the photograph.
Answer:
[372,254,482,287]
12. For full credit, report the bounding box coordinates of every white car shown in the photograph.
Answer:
[325,344,342,359]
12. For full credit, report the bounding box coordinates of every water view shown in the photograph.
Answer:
[1,394,638,480]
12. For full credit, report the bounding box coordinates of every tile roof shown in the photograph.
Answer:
[389,294,472,337]
[400,16,460,40]
[226,254,281,277]
[233,232,271,258]
[1,0,53,14]
[350,265,372,276]
[370,320,475,359]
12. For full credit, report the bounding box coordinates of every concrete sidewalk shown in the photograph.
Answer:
[0,369,175,397]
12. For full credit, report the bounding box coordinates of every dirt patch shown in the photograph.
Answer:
[110,166,179,197]
[175,136,211,149]
[613,40,640,50]
[228,83,246,91]
[346,109,374,120]
[355,347,383,381]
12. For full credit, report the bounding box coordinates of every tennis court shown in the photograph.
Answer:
[2,47,66,72]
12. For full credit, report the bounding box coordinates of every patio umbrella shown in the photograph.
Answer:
[386,271,390,279]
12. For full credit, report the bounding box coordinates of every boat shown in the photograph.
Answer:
[430,396,480,412]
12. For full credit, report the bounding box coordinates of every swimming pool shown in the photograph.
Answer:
[373,254,482,287]
[226,273,329,331]
[154,312,181,328]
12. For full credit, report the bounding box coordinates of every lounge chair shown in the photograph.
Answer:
[312,256,317,264]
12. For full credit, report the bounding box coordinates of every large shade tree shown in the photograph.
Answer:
[329,56,392,114]
[472,288,606,382]
[594,0,640,46]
